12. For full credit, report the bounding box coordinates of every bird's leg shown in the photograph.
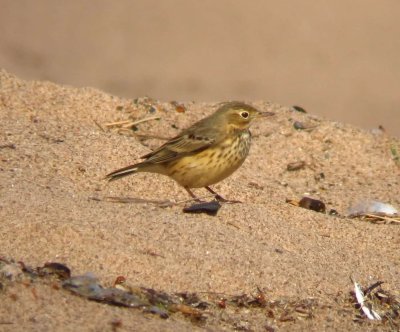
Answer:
[205,186,225,201]
[205,186,241,203]
[184,187,203,202]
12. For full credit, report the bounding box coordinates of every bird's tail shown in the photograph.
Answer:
[105,164,140,181]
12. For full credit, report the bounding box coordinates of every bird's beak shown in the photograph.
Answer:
[257,111,275,118]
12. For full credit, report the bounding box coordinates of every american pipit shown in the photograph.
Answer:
[106,101,273,201]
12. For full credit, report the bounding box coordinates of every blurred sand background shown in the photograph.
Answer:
[1,0,399,136]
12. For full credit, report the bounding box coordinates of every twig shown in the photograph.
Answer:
[93,120,105,132]
[364,281,384,296]
[104,120,132,127]
[363,213,400,224]
[0,143,16,149]
[227,221,240,229]
[123,116,160,128]
[105,116,160,128]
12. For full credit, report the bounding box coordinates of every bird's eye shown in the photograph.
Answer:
[240,111,249,119]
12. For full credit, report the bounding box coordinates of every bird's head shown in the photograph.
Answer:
[216,101,274,130]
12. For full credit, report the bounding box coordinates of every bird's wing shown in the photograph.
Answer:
[141,129,218,164]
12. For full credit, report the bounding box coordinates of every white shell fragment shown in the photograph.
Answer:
[348,200,398,217]
[353,280,382,320]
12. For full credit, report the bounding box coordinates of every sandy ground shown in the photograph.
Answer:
[0,1,400,137]
[0,71,399,331]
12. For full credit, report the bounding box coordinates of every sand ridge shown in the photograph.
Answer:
[0,70,399,331]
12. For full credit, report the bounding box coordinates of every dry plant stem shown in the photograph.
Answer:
[104,116,160,128]
[93,120,105,132]
[0,143,16,149]
[363,281,385,296]
[122,116,160,128]
[104,119,133,127]
[363,213,400,224]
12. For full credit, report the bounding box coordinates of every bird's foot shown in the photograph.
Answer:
[205,186,242,203]
[213,194,242,204]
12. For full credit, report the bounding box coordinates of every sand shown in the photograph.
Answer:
[0,70,399,331]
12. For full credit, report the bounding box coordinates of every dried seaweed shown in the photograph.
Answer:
[350,279,400,329]
[1,257,400,329]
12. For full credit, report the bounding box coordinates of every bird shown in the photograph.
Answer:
[106,101,274,202]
